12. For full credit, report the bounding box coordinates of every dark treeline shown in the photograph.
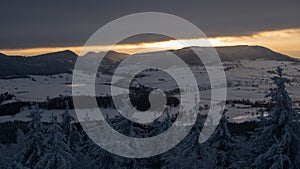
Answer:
[226,99,274,110]
[0,120,258,145]
[0,88,180,116]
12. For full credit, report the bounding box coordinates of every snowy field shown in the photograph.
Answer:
[0,59,300,123]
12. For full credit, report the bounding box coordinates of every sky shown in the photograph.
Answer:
[0,0,300,58]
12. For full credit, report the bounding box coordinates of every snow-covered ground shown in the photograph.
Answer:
[0,59,299,123]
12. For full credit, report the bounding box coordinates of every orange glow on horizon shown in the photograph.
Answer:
[1,28,300,58]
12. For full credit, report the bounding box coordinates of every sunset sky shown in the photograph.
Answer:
[0,1,299,58]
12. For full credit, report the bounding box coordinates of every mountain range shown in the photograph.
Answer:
[0,45,297,78]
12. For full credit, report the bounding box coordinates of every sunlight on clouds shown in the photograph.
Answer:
[209,28,300,57]
[1,28,300,58]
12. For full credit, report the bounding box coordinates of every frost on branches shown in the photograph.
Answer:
[252,67,299,169]
[204,109,239,169]
[12,105,44,168]
[35,115,74,169]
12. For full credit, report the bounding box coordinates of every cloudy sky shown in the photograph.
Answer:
[1,0,300,57]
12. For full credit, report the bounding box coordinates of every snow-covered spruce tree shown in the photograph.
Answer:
[13,105,44,168]
[165,101,204,169]
[35,115,74,169]
[0,151,8,169]
[110,98,143,137]
[86,139,119,169]
[8,162,30,169]
[0,152,3,167]
[252,67,299,169]
[61,103,84,167]
[149,109,172,137]
[16,128,25,149]
[95,99,145,168]
[61,103,74,146]
[166,120,203,169]
[82,114,122,169]
[110,115,141,137]
[204,110,239,169]
[144,110,173,169]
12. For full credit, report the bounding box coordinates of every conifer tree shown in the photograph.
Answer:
[205,110,238,169]
[252,67,299,169]
[61,103,83,164]
[166,100,204,169]
[14,105,44,168]
[35,115,74,169]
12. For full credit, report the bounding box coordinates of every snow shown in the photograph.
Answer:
[0,60,299,124]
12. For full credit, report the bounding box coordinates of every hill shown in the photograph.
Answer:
[0,45,296,78]
[171,45,296,65]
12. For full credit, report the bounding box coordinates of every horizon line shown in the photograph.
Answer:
[0,44,299,59]
[1,27,300,58]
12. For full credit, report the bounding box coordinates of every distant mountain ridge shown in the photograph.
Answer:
[172,45,296,66]
[216,45,294,61]
[0,50,128,78]
[0,50,77,78]
[0,45,297,78]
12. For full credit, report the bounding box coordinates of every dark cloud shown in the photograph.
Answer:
[0,0,299,49]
